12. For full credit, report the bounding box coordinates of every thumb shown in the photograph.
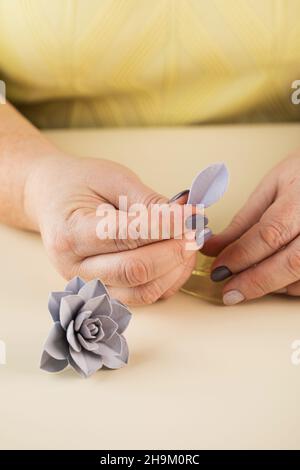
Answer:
[122,177,168,208]
[97,160,168,207]
[117,177,202,241]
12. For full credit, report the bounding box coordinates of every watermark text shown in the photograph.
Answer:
[0,80,6,104]
[0,340,6,365]
[291,80,300,105]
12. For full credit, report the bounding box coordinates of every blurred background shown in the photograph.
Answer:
[0,0,299,129]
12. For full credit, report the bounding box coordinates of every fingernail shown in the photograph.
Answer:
[169,189,189,202]
[196,227,212,247]
[274,288,287,294]
[185,214,208,230]
[211,266,232,282]
[204,227,212,242]
[223,290,245,306]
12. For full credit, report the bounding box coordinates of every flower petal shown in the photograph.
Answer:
[40,350,68,373]
[94,332,122,357]
[64,276,85,294]
[79,318,104,341]
[74,310,92,332]
[77,333,99,352]
[101,335,129,369]
[68,354,86,378]
[82,294,112,317]
[69,348,103,378]
[110,299,132,334]
[98,316,118,341]
[104,333,123,354]
[48,291,73,322]
[78,279,108,302]
[119,334,129,363]
[94,326,105,342]
[187,163,229,208]
[89,324,98,335]
[102,355,126,369]
[79,323,95,340]
[43,322,69,360]
[66,320,81,352]
[60,295,84,330]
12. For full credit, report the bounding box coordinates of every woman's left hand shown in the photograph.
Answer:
[203,152,300,305]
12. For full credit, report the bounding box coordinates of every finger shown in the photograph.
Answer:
[169,189,189,204]
[286,280,300,296]
[202,173,277,257]
[210,189,300,280]
[75,236,198,287]
[274,280,300,296]
[161,252,197,299]
[108,253,197,306]
[68,202,204,257]
[89,160,169,208]
[221,236,300,305]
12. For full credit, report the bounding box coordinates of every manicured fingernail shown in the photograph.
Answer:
[211,266,232,282]
[196,227,212,247]
[169,189,189,202]
[223,290,245,306]
[185,214,208,230]
[274,288,287,294]
[203,227,212,243]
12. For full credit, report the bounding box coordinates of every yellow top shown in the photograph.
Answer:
[0,0,299,128]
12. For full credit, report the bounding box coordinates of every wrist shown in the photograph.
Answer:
[23,147,71,231]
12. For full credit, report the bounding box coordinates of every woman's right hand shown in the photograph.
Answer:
[26,154,201,305]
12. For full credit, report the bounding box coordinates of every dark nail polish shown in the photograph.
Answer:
[185,214,207,230]
[169,189,189,203]
[211,266,232,282]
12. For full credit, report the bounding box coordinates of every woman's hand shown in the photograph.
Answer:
[203,153,300,305]
[26,154,200,305]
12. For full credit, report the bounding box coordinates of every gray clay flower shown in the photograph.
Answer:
[40,277,132,378]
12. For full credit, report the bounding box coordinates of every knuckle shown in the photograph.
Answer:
[113,237,139,252]
[42,223,69,256]
[286,250,300,277]
[245,272,271,297]
[52,248,76,280]
[42,223,78,264]
[46,210,83,258]
[121,257,151,286]
[142,191,166,208]
[230,213,248,232]
[41,216,82,281]
[226,241,251,266]
[64,210,87,257]
[259,221,290,251]
[135,281,163,305]
[64,228,80,257]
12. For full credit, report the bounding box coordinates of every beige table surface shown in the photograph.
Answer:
[1,124,300,450]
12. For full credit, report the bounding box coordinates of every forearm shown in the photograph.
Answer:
[0,102,61,230]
